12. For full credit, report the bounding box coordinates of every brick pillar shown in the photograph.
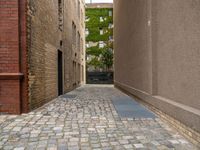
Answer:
[0,0,28,114]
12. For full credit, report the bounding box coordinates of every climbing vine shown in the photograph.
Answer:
[86,8,113,71]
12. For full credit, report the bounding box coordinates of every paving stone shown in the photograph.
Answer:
[12,127,22,132]
[47,147,57,150]
[0,85,198,150]
[134,143,145,148]
[13,147,25,150]
[123,144,133,149]
[58,144,68,150]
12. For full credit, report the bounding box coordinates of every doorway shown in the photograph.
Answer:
[58,50,63,96]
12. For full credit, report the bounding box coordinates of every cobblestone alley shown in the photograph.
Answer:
[0,85,198,150]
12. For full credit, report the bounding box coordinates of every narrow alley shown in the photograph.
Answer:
[1,0,200,149]
[0,85,197,150]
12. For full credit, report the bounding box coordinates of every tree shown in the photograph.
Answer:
[101,49,113,71]
[87,57,103,70]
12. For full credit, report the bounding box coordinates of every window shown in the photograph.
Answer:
[109,10,112,16]
[100,17,103,22]
[78,63,81,83]
[99,41,104,48]
[99,28,103,35]
[77,32,80,51]
[81,38,84,54]
[78,0,80,19]
[73,61,76,85]
[108,23,113,29]
[85,16,90,22]
[85,28,89,36]
[81,65,84,82]
[72,22,77,46]
[58,0,63,31]
[81,9,84,26]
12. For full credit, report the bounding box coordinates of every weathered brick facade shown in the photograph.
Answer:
[62,0,85,90]
[0,0,85,114]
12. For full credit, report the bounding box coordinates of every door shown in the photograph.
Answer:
[58,50,63,96]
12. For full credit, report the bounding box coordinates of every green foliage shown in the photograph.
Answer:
[86,45,103,56]
[86,16,113,28]
[87,46,113,70]
[101,49,113,70]
[86,8,113,71]
[86,28,112,42]
[86,8,113,42]
[86,8,112,17]
[87,57,104,69]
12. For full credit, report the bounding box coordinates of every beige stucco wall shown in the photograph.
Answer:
[154,0,200,109]
[114,0,152,94]
[114,0,200,133]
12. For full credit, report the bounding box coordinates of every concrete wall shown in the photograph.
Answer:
[114,0,200,133]
[86,3,113,8]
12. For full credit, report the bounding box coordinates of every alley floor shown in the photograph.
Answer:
[0,85,198,150]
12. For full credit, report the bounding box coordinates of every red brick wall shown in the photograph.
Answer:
[0,0,19,72]
[0,80,20,114]
[0,0,27,114]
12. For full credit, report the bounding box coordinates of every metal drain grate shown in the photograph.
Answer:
[62,94,77,99]
[112,96,156,119]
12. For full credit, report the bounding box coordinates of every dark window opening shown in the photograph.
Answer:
[58,50,63,95]
[58,0,63,31]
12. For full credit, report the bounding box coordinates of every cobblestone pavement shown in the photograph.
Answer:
[0,85,198,150]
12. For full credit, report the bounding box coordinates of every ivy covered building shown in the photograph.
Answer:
[85,3,113,72]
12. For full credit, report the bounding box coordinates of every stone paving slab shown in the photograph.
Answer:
[0,85,198,150]
[61,94,77,99]
[112,96,156,118]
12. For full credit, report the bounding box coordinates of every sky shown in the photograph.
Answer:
[85,0,113,3]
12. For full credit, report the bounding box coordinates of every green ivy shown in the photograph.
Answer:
[86,8,113,42]
[87,57,104,69]
[86,8,112,17]
[86,8,113,71]
[86,28,112,42]
[86,16,113,28]
[86,45,103,56]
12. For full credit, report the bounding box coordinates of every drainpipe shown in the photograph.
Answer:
[18,0,29,113]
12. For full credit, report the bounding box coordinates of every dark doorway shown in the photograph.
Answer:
[58,50,63,96]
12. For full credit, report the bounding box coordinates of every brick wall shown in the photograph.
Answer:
[27,0,60,110]
[0,0,85,113]
[0,0,19,73]
[27,0,85,110]
[63,0,85,91]
[0,0,21,114]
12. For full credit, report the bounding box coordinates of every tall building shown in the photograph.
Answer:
[85,3,113,72]
[0,0,85,114]
[114,0,200,142]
